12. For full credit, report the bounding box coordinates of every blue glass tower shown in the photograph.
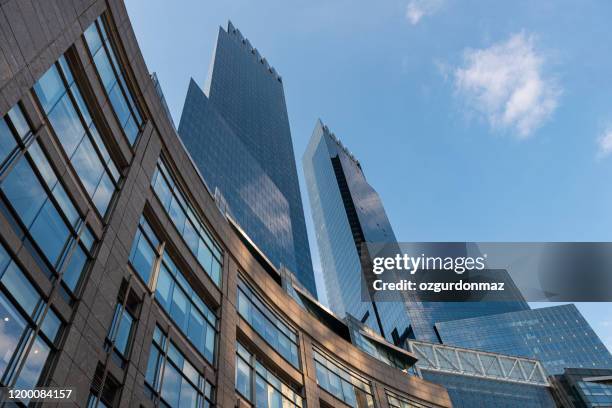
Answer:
[303,120,528,343]
[179,22,316,296]
[303,120,413,342]
[436,304,612,375]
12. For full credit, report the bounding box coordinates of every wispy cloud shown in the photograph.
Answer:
[405,0,444,25]
[453,32,561,138]
[597,128,612,158]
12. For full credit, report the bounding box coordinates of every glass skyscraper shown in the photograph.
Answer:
[303,120,528,343]
[303,120,412,341]
[178,22,316,295]
[436,304,612,375]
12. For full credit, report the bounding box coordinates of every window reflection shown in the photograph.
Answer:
[144,326,214,408]
[0,105,94,295]
[83,16,143,145]
[0,244,62,391]
[235,342,303,407]
[314,350,375,408]
[154,253,216,364]
[151,159,222,286]
[128,216,161,285]
[127,215,217,364]
[237,279,299,367]
[34,56,121,218]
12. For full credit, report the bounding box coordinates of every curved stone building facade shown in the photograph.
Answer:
[0,1,450,407]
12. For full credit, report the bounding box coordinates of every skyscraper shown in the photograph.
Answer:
[179,22,316,296]
[303,119,412,342]
[303,120,529,343]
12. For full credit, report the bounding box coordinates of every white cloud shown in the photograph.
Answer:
[597,128,612,158]
[453,32,561,138]
[405,0,444,25]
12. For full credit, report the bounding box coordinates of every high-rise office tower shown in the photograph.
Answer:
[303,120,412,342]
[303,120,529,343]
[179,22,316,296]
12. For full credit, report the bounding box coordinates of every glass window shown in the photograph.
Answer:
[235,342,303,407]
[34,64,66,113]
[155,265,173,309]
[62,246,87,292]
[1,262,42,317]
[71,137,105,196]
[236,354,251,399]
[153,253,217,364]
[83,16,143,146]
[108,305,134,357]
[92,173,114,215]
[34,57,121,218]
[7,105,30,140]
[0,245,62,390]
[46,94,85,157]
[0,109,94,295]
[144,326,213,408]
[1,158,48,227]
[151,159,223,286]
[237,279,299,368]
[106,287,139,367]
[0,293,28,376]
[170,286,189,329]
[313,350,374,408]
[128,216,161,285]
[13,335,51,390]
[161,363,181,407]
[29,200,71,265]
[145,346,162,388]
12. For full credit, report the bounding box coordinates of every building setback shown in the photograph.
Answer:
[178,22,317,297]
[0,1,451,407]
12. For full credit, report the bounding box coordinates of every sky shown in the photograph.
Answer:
[125,0,612,351]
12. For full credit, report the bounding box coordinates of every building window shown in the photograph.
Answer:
[128,215,162,286]
[351,327,411,371]
[237,279,299,368]
[87,364,121,408]
[105,283,140,367]
[83,16,143,145]
[34,55,122,218]
[144,326,215,407]
[151,158,223,286]
[313,350,375,408]
[0,244,62,395]
[386,390,432,408]
[128,212,218,363]
[235,342,303,407]
[155,253,217,364]
[0,104,95,297]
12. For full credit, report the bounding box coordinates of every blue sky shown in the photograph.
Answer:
[125,0,612,350]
